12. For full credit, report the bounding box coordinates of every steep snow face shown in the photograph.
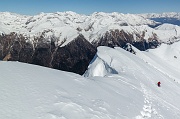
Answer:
[1,41,180,118]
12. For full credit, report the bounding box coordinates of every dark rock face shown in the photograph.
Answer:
[132,33,159,51]
[52,35,96,75]
[19,42,34,63]
[132,40,160,51]
[32,43,52,67]
[0,33,34,62]
[94,30,133,48]
[93,30,160,51]
[0,33,17,59]
[0,33,96,75]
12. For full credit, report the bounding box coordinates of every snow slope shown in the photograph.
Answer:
[84,42,180,118]
[0,61,144,119]
[1,41,180,119]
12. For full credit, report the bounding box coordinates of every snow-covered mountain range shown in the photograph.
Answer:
[140,12,180,19]
[0,11,180,74]
[1,41,180,119]
[0,11,156,44]
[0,11,180,45]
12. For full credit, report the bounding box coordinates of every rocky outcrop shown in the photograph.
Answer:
[51,35,96,75]
[0,33,96,75]
[93,30,133,48]
[123,43,136,54]
[93,30,160,51]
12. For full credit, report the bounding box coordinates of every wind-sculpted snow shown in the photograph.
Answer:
[1,41,180,118]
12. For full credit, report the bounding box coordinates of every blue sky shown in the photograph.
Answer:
[0,0,179,15]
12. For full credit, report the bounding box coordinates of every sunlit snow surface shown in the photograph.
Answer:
[1,42,180,119]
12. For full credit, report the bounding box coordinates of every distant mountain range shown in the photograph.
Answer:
[139,12,180,26]
[0,11,180,74]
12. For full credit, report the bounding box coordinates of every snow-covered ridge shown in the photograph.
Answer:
[140,12,180,19]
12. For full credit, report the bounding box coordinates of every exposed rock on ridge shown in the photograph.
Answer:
[93,29,159,50]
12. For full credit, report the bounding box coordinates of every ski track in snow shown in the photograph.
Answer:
[136,83,163,119]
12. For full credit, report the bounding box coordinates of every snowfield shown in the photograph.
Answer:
[1,42,180,119]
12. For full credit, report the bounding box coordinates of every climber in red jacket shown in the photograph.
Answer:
[157,81,161,87]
